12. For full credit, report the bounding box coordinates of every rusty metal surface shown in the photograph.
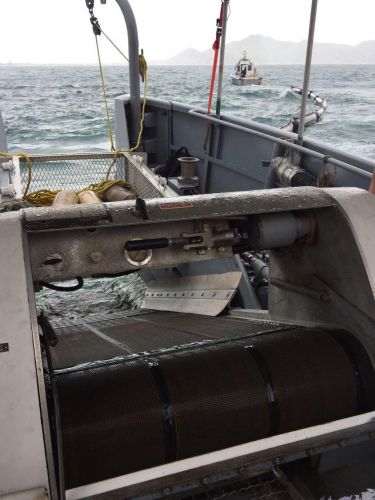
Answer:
[28,219,233,282]
[23,187,335,231]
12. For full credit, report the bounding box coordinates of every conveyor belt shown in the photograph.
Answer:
[47,311,371,490]
[50,310,286,370]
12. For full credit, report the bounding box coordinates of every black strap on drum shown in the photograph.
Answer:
[327,332,365,414]
[244,345,280,436]
[148,362,177,463]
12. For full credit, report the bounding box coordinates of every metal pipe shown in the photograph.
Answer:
[216,0,230,116]
[297,0,318,145]
[188,109,373,179]
[178,156,199,179]
[113,0,141,146]
[242,253,269,281]
[246,212,314,250]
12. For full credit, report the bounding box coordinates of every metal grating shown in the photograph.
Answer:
[51,320,362,489]
[185,472,289,499]
[19,152,172,199]
[124,152,175,199]
[20,153,119,194]
[50,311,286,370]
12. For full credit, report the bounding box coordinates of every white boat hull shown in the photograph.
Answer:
[231,74,262,86]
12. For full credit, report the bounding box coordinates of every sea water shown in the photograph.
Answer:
[2,64,375,158]
[1,64,375,317]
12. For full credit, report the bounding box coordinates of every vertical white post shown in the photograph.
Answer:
[297,0,318,145]
[216,0,230,117]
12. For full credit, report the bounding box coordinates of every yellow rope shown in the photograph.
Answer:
[105,150,120,180]
[94,35,116,151]
[24,179,132,207]
[24,189,58,207]
[0,152,32,198]
[128,58,148,152]
[138,53,148,80]
[99,26,130,63]
[84,179,131,198]
[105,56,148,179]
[93,24,148,155]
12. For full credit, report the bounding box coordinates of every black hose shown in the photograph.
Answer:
[40,277,84,292]
[92,270,136,278]
[126,238,169,251]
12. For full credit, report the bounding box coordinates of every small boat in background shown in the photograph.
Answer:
[231,51,262,85]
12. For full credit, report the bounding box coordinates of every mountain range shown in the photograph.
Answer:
[152,35,375,65]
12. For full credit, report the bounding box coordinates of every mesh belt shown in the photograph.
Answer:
[52,327,367,489]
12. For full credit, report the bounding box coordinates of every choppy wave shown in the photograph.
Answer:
[1,64,375,158]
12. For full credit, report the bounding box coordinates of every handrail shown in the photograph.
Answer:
[188,109,373,179]
[113,0,141,145]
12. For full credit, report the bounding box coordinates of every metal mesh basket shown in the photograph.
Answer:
[19,152,173,199]
[20,153,118,194]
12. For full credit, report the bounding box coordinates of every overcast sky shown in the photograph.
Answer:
[1,0,375,64]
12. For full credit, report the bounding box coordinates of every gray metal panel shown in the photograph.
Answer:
[142,256,261,312]
[142,271,241,316]
[114,96,130,150]
[65,411,375,500]
[114,97,171,164]
[205,162,264,193]
[114,96,375,194]
[268,188,375,366]
[150,104,171,164]
[171,104,272,194]
[301,137,374,189]
[0,213,49,495]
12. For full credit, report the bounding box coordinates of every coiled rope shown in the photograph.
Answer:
[24,179,132,207]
